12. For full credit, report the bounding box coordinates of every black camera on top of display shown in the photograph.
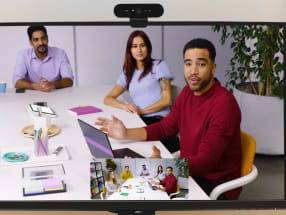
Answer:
[114,4,164,27]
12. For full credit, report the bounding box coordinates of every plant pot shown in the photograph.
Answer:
[233,86,284,155]
[178,176,189,189]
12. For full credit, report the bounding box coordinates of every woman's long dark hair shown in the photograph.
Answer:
[157,165,163,174]
[123,30,154,89]
[106,170,118,185]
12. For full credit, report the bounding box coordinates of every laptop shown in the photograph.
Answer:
[78,119,144,158]
[147,181,157,190]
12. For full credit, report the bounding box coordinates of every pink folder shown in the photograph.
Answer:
[69,106,102,116]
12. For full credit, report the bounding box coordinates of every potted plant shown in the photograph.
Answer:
[105,158,117,171]
[212,24,284,154]
[175,159,189,189]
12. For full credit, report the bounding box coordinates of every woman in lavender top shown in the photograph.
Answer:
[154,165,165,181]
[103,30,179,153]
[105,170,121,196]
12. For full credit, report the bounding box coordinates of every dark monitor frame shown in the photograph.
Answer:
[0,21,285,212]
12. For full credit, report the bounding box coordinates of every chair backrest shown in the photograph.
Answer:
[240,131,256,176]
[176,184,180,193]
[171,85,182,105]
[102,186,107,195]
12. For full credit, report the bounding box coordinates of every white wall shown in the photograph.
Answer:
[0,26,27,88]
[164,25,234,89]
[75,26,162,86]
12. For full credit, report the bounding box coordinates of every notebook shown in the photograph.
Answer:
[68,106,102,116]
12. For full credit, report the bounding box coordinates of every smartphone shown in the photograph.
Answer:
[15,88,25,93]
[33,102,48,107]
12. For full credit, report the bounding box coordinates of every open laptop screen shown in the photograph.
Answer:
[78,119,114,158]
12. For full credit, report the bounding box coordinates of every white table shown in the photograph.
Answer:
[0,86,210,200]
[107,176,170,200]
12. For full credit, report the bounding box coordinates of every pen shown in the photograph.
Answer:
[41,129,46,147]
[38,135,47,155]
[44,129,48,155]
[37,128,47,155]
[24,132,34,136]
[39,128,42,138]
[34,129,39,155]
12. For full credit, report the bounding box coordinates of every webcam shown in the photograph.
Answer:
[114,4,164,27]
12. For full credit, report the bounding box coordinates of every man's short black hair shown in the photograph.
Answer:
[142,164,146,166]
[183,38,216,62]
[27,25,47,40]
[166,166,173,171]
[125,165,129,168]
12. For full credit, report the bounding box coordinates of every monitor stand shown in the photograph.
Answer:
[116,210,155,215]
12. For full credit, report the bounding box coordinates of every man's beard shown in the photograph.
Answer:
[185,72,213,93]
[37,45,47,54]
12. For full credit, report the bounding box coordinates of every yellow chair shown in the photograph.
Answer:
[100,186,107,200]
[209,131,258,200]
[169,184,180,199]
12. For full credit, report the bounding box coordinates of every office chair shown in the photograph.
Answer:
[100,186,107,200]
[171,85,182,106]
[209,131,258,200]
[169,184,180,199]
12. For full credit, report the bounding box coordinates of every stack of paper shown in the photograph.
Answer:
[23,177,66,196]
[42,178,65,192]
[23,180,44,195]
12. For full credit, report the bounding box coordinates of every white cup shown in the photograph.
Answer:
[34,116,51,130]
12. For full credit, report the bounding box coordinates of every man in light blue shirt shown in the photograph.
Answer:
[13,25,74,92]
[140,164,150,176]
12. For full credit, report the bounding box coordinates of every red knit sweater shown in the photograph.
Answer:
[145,80,242,200]
[160,175,177,195]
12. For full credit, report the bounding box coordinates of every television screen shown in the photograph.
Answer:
[0,22,284,212]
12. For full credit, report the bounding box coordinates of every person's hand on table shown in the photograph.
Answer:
[31,77,55,92]
[149,145,161,158]
[38,77,55,92]
[95,115,127,140]
[151,180,160,185]
[122,103,140,114]
[154,186,163,191]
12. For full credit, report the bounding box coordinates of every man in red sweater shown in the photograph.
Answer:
[152,166,177,197]
[96,38,242,200]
